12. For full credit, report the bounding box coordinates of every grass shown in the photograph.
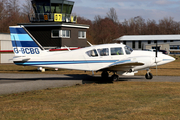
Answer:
[1,82,180,119]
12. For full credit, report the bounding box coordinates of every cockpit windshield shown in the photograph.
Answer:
[124,45,133,54]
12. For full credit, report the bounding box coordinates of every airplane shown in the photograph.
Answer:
[9,26,175,81]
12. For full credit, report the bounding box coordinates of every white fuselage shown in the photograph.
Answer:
[13,44,175,73]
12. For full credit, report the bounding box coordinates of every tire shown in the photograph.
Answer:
[101,71,109,78]
[145,73,153,79]
[111,75,119,81]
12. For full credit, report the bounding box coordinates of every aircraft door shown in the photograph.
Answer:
[97,48,111,67]
[85,49,103,71]
[110,47,126,60]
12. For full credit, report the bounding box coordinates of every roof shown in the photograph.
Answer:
[116,35,180,41]
[17,23,90,29]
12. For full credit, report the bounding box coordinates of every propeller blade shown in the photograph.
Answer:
[156,40,158,57]
[155,40,158,76]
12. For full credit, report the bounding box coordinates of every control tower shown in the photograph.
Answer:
[18,0,89,49]
[30,0,77,23]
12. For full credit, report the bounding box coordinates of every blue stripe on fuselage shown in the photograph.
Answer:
[14,60,119,65]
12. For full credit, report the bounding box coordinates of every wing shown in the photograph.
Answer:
[98,59,144,71]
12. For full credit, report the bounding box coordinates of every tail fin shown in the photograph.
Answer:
[9,26,44,56]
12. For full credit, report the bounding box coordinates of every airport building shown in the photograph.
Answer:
[0,0,90,63]
[116,35,180,54]
[0,33,14,63]
[21,0,89,49]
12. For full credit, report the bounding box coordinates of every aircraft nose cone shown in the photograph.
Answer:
[161,55,175,64]
[165,55,175,62]
[155,54,175,66]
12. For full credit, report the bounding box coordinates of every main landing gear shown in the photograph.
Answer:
[145,69,153,79]
[111,74,119,81]
[101,71,119,81]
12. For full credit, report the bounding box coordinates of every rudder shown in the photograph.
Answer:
[9,26,44,56]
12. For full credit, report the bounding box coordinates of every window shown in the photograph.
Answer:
[52,30,59,38]
[132,41,135,49]
[123,41,126,45]
[60,30,70,38]
[111,47,124,55]
[78,31,86,39]
[170,45,180,50]
[51,30,70,38]
[86,49,98,57]
[124,46,133,55]
[98,48,109,56]
[138,41,141,49]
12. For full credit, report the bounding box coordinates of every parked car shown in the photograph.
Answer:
[158,50,168,54]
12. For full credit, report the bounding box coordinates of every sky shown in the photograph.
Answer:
[72,0,180,22]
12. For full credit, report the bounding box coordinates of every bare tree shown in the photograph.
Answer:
[22,0,34,15]
[0,0,6,20]
[106,7,119,23]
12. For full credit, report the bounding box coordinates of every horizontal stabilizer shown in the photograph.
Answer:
[13,56,30,62]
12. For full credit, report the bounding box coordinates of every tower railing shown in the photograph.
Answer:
[29,13,77,23]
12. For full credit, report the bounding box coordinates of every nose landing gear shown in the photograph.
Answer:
[145,69,153,79]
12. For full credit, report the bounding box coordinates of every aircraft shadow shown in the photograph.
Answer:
[0,74,144,84]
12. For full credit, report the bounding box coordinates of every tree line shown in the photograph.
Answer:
[77,8,180,44]
[0,0,31,33]
[1,0,180,44]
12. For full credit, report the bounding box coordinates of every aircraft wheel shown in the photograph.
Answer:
[145,73,153,79]
[101,71,109,78]
[111,75,119,81]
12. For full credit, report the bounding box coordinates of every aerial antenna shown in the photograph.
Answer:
[64,45,71,51]
[87,41,93,46]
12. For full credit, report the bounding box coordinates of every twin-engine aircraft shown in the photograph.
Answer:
[9,26,175,81]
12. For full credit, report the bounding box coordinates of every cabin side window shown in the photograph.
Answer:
[86,49,98,57]
[111,47,124,55]
[124,45,133,54]
[98,48,109,56]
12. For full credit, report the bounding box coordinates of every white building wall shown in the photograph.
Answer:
[1,40,13,50]
[0,34,14,63]
[1,54,14,63]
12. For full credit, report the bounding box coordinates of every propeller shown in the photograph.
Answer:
[155,41,158,76]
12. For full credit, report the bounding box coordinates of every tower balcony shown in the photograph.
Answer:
[29,13,77,23]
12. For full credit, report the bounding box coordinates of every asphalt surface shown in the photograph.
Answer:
[0,73,180,95]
